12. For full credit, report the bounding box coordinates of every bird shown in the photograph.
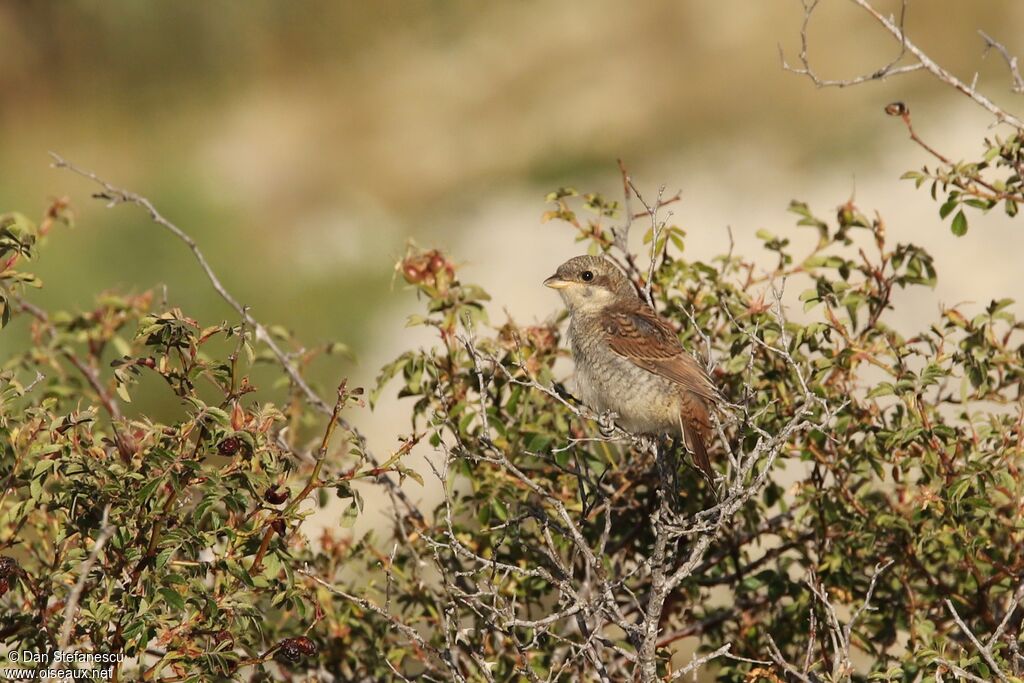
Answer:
[543,255,720,482]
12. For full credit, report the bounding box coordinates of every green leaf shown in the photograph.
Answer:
[340,502,359,528]
[951,210,968,236]
[159,587,185,611]
[137,476,163,503]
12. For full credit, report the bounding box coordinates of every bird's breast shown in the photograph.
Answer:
[568,314,683,436]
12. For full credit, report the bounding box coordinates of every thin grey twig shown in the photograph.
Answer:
[944,598,1008,683]
[51,505,115,682]
[780,0,923,89]
[58,505,114,648]
[979,30,1024,95]
[666,644,731,682]
[781,0,1024,129]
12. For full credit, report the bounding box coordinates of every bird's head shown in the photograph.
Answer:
[544,255,636,313]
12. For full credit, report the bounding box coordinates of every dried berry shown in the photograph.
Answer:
[0,556,21,596]
[265,485,290,505]
[217,437,241,456]
[211,630,234,649]
[271,518,287,537]
[277,636,317,662]
[0,556,19,578]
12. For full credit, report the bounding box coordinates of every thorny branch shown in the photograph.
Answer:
[31,154,1017,679]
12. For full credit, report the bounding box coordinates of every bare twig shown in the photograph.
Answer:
[780,0,923,88]
[666,643,731,682]
[987,578,1024,651]
[782,0,1024,129]
[842,560,894,664]
[51,505,115,682]
[766,632,815,683]
[945,598,1009,683]
[979,30,1024,95]
[933,658,992,683]
[850,0,1022,128]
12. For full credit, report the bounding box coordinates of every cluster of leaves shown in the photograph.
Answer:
[0,199,70,327]
[889,102,1024,236]
[361,188,1024,681]
[0,205,422,680]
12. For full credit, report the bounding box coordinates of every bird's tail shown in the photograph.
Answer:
[684,424,714,485]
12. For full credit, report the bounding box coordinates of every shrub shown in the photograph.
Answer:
[2,157,1022,682]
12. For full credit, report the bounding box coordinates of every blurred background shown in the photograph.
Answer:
[3,1,1022,675]
[3,0,1022,376]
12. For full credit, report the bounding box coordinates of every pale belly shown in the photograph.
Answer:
[572,340,682,437]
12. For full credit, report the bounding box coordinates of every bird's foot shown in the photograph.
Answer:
[552,382,580,404]
[598,411,619,438]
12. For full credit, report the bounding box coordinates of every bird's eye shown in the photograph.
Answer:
[581,270,594,282]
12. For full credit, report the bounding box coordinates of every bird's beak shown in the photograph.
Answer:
[544,275,570,289]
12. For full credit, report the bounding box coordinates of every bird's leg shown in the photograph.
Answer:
[662,436,681,509]
[597,410,618,439]
[665,434,721,504]
[552,381,580,404]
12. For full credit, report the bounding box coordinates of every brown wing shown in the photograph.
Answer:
[601,304,719,403]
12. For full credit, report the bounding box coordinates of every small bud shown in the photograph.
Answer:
[884,101,908,117]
